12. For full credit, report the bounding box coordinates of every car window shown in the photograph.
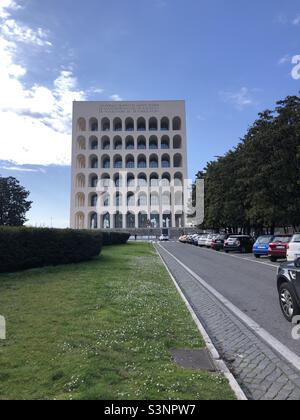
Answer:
[256,236,273,244]
[273,236,291,243]
[292,234,300,243]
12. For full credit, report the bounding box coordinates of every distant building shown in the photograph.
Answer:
[70,100,188,232]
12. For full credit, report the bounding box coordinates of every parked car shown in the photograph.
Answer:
[198,234,209,247]
[287,234,300,262]
[205,234,217,248]
[211,234,231,251]
[252,235,274,258]
[159,234,169,242]
[179,235,187,243]
[277,258,300,322]
[224,235,254,254]
[185,235,194,244]
[192,234,201,246]
[268,235,292,262]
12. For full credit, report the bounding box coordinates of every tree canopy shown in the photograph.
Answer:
[0,177,32,227]
[197,95,300,234]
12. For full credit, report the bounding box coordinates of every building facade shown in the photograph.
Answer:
[70,100,188,231]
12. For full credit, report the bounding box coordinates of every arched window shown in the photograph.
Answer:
[114,136,122,150]
[150,173,159,187]
[175,191,183,206]
[126,136,134,150]
[102,212,110,229]
[113,118,122,132]
[75,212,85,229]
[90,193,98,207]
[89,174,98,188]
[149,117,158,131]
[138,155,147,169]
[149,154,158,168]
[126,212,135,228]
[75,193,85,208]
[161,136,170,149]
[102,155,110,169]
[89,155,98,169]
[77,136,86,150]
[76,173,85,188]
[174,154,183,168]
[101,118,110,132]
[101,174,110,188]
[89,212,98,229]
[77,118,86,132]
[163,212,172,228]
[89,136,98,150]
[101,136,110,150]
[175,213,184,228]
[125,117,134,131]
[138,193,147,207]
[137,117,146,131]
[114,155,123,169]
[150,212,160,228]
[137,136,146,150]
[115,212,123,229]
[161,117,169,131]
[127,174,135,188]
[161,173,171,187]
[103,194,110,207]
[162,154,170,168]
[138,173,147,187]
[149,136,158,149]
[138,212,148,228]
[173,135,182,149]
[126,155,135,169]
[76,155,86,169]
[127,192,135,207]
[174,173,183,187]
[162,192,171,206]
[89,118,98,132]
[172,117,181,131]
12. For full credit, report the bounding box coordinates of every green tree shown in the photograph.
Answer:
[0,177,32,226]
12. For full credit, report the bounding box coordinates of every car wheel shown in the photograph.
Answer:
[279,283,300,322]
[254,254,261,259]
[270,257,277,262]
[225,250,229,253]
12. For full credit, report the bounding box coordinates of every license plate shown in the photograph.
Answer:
[258,246,265,249]
[276,246,285,249]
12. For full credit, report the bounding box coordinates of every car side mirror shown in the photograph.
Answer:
[295,258,300,268]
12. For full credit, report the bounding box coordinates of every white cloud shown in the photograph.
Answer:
[0,164,45,173]
[219,87,258,110]
[292,16,300,25]
[110,94,123,101]
[0,1,86,165]
[278,54,291,65]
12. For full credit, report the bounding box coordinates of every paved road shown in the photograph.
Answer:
[160,242,299,357]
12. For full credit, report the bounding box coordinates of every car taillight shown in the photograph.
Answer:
[224,241,228,245]
[236,241,241,247]
[286,244,289,249]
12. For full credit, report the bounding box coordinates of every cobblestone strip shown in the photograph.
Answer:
[157,245,300,400]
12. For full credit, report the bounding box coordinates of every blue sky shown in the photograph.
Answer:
[0,0,300,227]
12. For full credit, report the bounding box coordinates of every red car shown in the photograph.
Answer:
[268,235,292,262]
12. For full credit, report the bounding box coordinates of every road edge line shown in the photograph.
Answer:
[155,243,248,401]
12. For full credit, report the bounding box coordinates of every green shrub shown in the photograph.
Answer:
[0,227,103,273]
[100,231,131,246]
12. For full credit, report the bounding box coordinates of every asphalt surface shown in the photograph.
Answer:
[160,242,300,357]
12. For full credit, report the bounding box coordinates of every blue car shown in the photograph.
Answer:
[252,235,274,258]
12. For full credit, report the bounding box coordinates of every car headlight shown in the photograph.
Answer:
[289,271,297,281]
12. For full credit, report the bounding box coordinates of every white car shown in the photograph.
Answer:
[159,234,169,242]
[287,233,300,261]
[205,234,217,248]
[198,234,208,247]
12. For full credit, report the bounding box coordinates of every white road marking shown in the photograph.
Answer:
[159,243,300,373]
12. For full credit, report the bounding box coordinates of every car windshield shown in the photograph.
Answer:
[256,236,273,244]
[273,236,291,243]
[292,234,300,243]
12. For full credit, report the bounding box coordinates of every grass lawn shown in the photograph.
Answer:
[0,243,235,400]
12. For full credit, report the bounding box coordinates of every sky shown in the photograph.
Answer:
[1,0,300,227]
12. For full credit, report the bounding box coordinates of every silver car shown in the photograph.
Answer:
[198,234,208,247]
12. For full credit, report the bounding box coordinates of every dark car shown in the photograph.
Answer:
[211,234,231,251]
[277,258,300,322]
[268,235,292,262]
[224,235,254,254]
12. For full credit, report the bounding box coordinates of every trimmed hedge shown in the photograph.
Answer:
[100,231,131,246]
[0,227,103,273]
